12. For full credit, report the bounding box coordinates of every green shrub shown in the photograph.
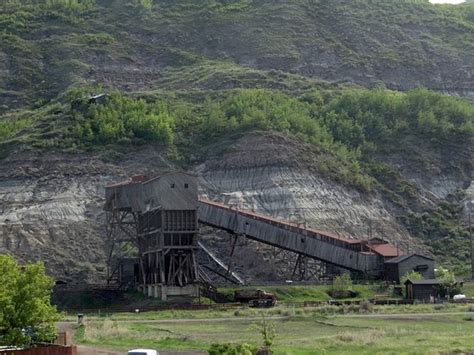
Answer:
[78,33,115,46]
[70,91,175,146]
[316,305,340,314]
[359,300,374,313]
[463,314,474,321]
[329,274,354,298]
[128,0,153,12]
[208,342,257,355]
[347,304,360,313]
[251,314,277,350]
[400,271,423,285]
[436,267,461,297]
[0,119,32,141]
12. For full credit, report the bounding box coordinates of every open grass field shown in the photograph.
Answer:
[72,302,474,354]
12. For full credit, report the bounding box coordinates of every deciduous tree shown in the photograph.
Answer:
[0,255,60,347]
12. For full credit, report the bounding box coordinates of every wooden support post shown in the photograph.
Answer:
[227,234,239,276]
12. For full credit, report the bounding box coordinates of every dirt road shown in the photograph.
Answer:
[77,346,206,355]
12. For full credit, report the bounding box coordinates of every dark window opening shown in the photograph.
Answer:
[184,183,189,189]
[414,265,429,271]
[171,183,175,188]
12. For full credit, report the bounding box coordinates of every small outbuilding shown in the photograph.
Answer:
[404,279,442,301]
[384,253,435,282]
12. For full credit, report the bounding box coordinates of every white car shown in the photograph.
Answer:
[453,294,467,302]
[128,349,158,355]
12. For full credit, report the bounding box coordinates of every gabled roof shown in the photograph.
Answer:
[107,174,149,188]
[145,171,197,183]
[346,239,402,257]
[370,243,402,258]
[106,172,196,188]
[385,253,434,264]
[367,237,387,245]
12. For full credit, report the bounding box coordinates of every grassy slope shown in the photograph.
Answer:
[218,284,380,302]
[0,0,473,110]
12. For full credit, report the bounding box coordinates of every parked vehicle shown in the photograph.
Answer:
[234,289,277,307]
[128,349,158,355]
[453,294,467,303]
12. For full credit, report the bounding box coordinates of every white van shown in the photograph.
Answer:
[127,349,158,355]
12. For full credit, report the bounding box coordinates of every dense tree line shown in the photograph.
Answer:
[65,87,472,191]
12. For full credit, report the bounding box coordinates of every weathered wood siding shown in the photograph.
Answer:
[105,182,143,211]
[156,173,198,210]
[105,172,198,212]
[407,284,440,301]
[398,256,435,280]
[198,200,380,274]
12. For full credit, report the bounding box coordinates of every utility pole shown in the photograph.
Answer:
[470,212,473,281]
[467,200,474,281]
[368,219,373,240]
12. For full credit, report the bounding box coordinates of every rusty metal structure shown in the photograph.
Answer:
[104,172,199,300]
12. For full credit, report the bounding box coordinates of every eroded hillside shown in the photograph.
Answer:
[0,0,473,280]
[0,129,471,281]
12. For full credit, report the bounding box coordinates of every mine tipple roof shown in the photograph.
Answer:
[106,174,149,188]
[105,172,198,212]
[106,172,197,189]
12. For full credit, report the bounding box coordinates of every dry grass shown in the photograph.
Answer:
[84,318,129,339]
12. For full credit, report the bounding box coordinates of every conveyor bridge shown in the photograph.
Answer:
[198,199,387,276]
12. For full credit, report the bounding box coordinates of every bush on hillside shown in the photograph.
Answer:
[208,342,257,355]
